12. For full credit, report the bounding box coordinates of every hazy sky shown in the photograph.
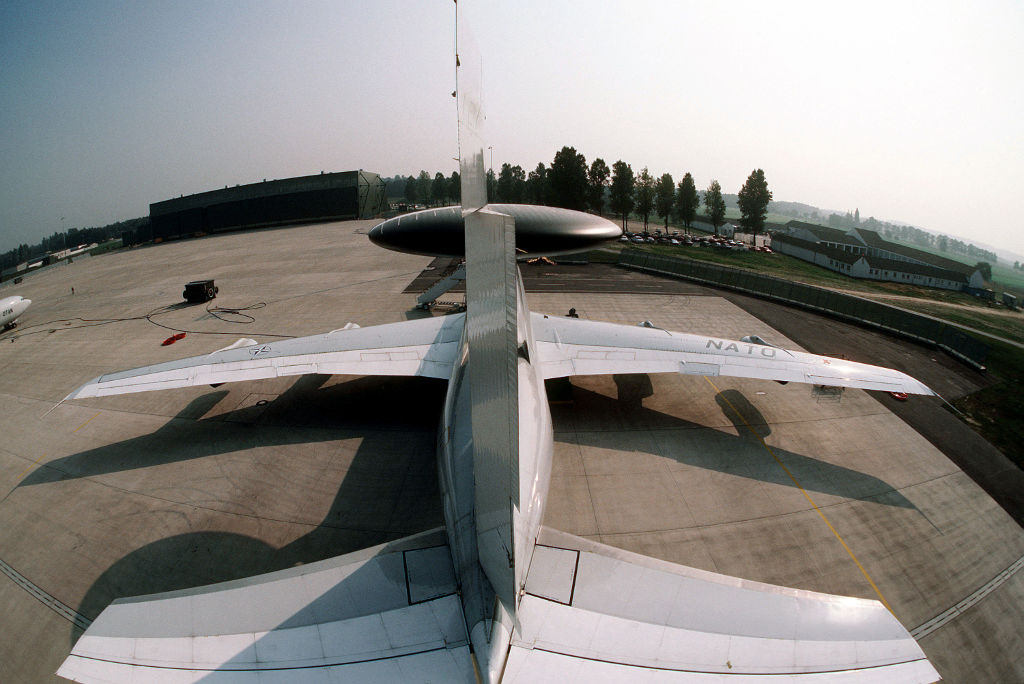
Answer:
[2,1,1022,258]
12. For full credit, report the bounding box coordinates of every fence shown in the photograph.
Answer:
[618,249,989,369]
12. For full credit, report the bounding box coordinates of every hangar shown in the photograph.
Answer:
[146,170,387,242]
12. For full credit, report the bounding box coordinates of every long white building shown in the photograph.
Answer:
[772,221,984,291]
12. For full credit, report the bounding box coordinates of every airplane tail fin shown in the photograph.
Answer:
[456,11,520,616]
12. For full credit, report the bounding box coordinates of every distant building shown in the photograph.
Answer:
[771,221,984,291]
[148,170,387,242]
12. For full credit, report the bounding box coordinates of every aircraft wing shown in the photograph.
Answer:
[64,313,465,400]
[505,527,939,682]
[58,529,477,683]
[532,313,935,395]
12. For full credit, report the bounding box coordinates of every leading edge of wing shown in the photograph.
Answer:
[64,313,466,401]
[532,313,935,396]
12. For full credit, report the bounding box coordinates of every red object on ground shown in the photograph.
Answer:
[889,391,909,401]
[161,332,187,346]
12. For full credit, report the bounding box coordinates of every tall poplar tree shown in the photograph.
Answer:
[416,170,432,205]
[431,172,447,206]
[737,168,772,244]
[655,173,675,229]
[704,180,726,235]
[609,161,635,230]
[548,146,589,210]
[675,172,699,232]
[448,171,460,204]
[526,163,548,205]
[587,158,611,215]
[635,167,655,232]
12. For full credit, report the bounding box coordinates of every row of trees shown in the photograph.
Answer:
[393,151,1003,265]
[1,217,146,272]
[391,147,773,241]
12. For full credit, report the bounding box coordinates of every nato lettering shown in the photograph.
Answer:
[706,338,776,358]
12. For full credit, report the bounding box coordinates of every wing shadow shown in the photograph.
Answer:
[51,374,446,643]
[21,375,442,486]
[552,378,916,511]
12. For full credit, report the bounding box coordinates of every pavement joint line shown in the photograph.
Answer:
[8,452,48,489]
[1,452,51,504]
[0,557,92,631]
[911,554,1024,640]
[73,411,101,432]
[703,376,895,614]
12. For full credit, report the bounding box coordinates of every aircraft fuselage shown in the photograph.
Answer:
[1,295,31,330]
[436,269,552,679]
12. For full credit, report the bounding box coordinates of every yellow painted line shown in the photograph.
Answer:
[10,452,48,486]
[73,412,101,433]
[704,376,894,613]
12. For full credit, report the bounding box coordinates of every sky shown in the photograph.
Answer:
[2,0,1022,260]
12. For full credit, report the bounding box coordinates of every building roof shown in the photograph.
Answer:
[863,255,969,282]
[774,233,970,282]
[773,233,860,264]
[880,243,977,275]
[848,227,889,249]
[785,220,979,277]
[150,170,376,217]
[785,221,850,243]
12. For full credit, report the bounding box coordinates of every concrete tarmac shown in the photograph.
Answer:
[0,220,1022,682]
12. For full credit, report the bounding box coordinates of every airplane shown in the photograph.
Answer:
[56,20,940,684]
[1,295,31,330]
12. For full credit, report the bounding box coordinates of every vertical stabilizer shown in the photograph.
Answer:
[456,14,519,613]
[465,209,519,610]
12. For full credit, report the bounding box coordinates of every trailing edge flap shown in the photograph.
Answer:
[58,528,477,683]
[506,527,939,682]
[64,313,466,400]
[531,314,935,396]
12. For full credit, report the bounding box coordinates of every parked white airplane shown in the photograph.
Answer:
[57,19,940,684]
[1,295,31,330]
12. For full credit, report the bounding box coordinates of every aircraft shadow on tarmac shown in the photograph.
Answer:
[34,371,910,651]
[15,374,446,644]
[553,374,917,512]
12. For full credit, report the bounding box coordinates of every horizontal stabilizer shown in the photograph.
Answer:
[505,528,939,682]
[64,314,465,400]
[58,528,476,683]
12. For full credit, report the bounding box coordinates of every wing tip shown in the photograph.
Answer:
[63,377,102,402]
